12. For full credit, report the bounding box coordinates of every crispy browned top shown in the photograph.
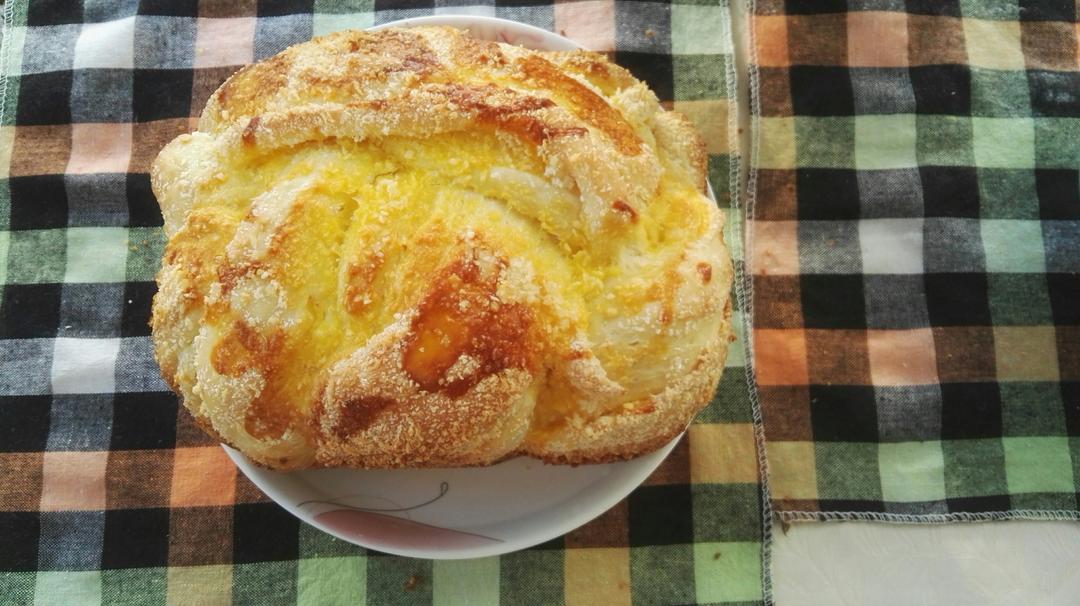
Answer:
[150,26,731,469]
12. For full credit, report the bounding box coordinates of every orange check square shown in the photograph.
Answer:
[170,446,237,507]
[847,11,910,67]
[755,329,809,385]
[67,123,132,175]
[40,451,107,511]
[867,329,939,386]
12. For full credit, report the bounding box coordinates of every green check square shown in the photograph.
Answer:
[65,227,128,283]
[710,154,733,208]
[815,443,882,500]
[942,439,1008,498]
[298,556,367,605]
[0,231,9,287]
[970,68,1031,117]
[855,114,917,170]
[2,24,27,78]
[34,570,102,605]
[368,556,432,604]
[234,561,298,604]
[1001,382,1066,437]
[632,545,696,605]
[917,115,975,166]
[0,572,33,605]
[299,522,365,558]
[693,483,761,542]
[1004,436,1075,494]
[697,371,753,424]
[0,180,9,230]
[981,220,1046,273]
[313,0,375,15]
[988,274,1053,326]
[1011,492,1078,510]
[674,55,728,101]
[672,4,729,54]
[7,229,65,284]
[432,558,500,606]
[1072,438,1080,492]
[959,0,1019,19]
[878,441,947,502]
[499,549,563,605]
[978,168,1039,220]
[795,117,855,169]
[312,11,374,36]
[101,568,167,606]
[1035,117,1080,169]
[125,227,166,282]
[972,117,1035,168]
[694,542,762,604]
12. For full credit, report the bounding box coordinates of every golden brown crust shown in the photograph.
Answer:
[151,26,732,470]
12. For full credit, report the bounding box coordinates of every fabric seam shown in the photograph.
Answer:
[0,1,15,139]
[777,510,1080,523]
[731,0,774,604]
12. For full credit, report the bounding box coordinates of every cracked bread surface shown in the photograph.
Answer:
[150,26,733,470]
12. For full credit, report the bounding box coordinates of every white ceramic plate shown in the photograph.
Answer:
[224,15,686,560]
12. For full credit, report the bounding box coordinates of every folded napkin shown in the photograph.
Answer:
[749,0,1080,521]
[0,1,767,604]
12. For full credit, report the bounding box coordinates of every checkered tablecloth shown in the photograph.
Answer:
[748,0,1080,521]
[0,1,767,604]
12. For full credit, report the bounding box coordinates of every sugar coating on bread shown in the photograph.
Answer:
[150,26,733,469]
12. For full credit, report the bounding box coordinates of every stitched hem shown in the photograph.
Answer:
[777,510,1080,524]
[730,1,774,604]
[0,1,16,131]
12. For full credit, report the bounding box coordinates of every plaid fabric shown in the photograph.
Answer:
[0,0,767,604]
[748,0,1080,519]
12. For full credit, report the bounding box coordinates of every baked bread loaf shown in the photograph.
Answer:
[151,26,733,470]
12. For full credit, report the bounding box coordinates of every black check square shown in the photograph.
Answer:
[1029,71,1080,118]
[1,284,63,340]
[1063,382,1080,436]
[785,0,848,14]
[810,386,878,442]
[801,275,866,329]
[1018,0,1075,21]
[790,66,854,116]
[121,282,156,338]
[919,166,979,218]
[10,175,69,231]
[375,0,434,10]
[1036,169,1080,220]
[28,0,84,26]
[234,503,300,563]
[629,485,693,546]
[925,273,992,326]
[111,392,178,451]
[102,508,170,569]
[258,0,316,16]
[911,65,971,116]
[797,169,861,220]
[1047,273,1080,326]
[903,0,961,16]
[0,396,50,453]
[0,512,40,572]
[946,495,1011,512]
[615,52,674,103]
[941,383,1003,439]
[137,0,198,16]
[126,174,165,227]
[134,70,195,122]
[16,72,73,126]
